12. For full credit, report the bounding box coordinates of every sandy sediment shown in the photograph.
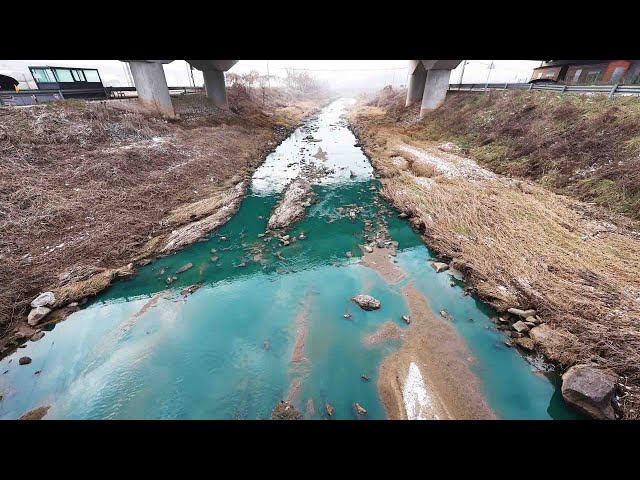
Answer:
[362,321,405,346]
[287,379,303,403]
[18,405,50,420]
[377,282,497,420]
[286,295,312,408]
[357,242,495,419]
[306,398,316,417]
[359,245,407,285]
[290,302,309,363]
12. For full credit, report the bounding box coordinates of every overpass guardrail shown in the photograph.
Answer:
[0,86,204,106]
[449,83,640,98]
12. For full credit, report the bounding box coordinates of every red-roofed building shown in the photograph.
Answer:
[531,60,640,85]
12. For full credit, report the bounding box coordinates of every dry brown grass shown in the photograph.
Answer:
[351,91,640,419]
[0,88,325,345]
[357,87,640,219]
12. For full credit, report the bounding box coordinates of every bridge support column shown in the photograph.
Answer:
[202,70,228,109]
[128,61,175,118]
[420,69,452,118]
[406,68,427,106]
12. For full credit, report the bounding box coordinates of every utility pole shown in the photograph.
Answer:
[267,60,270,87]
[121,63,130,86]
[485,61,495,89]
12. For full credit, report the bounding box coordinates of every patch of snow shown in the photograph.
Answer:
[399,144,497,181]
[402,362,436,420]
[415,177,436,189]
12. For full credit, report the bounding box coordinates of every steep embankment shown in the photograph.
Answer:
[364,87,640,220]
[0,87,328,357]
[349,88,640,419]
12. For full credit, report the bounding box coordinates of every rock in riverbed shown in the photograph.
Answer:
[431,262,449,273]
[268,178,315,230]
[27,306,51,326]
[512,320,530,334]
[175,262,193,274]
[508,307,537,318]
[401,315,411,325]
[351,294,381,310]
[363,245,373,253]
[30,332,45,342]
[180,284,201,296]
[439,310,454,321]
[561,364,618,420]
[30,292,55,308]
[271,400,303,420]
[19,357,31,365]
[326,401,335,417]
[354,403,367,416]
[515,337,535,351]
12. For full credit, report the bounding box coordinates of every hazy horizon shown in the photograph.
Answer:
[0,60,541,91]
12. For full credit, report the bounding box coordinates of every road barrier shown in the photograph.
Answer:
[449,83,640,98]
[0,86,204,106]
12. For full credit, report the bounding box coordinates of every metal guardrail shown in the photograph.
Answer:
[106,86,203,98]
[449,83,640,98]
[0,86,205,106]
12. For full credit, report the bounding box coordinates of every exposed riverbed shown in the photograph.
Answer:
[0,99,581,420]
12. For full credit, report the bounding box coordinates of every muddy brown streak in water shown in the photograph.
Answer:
[377,282,497,420]
[362,321,405,347]
[356,245,494,419]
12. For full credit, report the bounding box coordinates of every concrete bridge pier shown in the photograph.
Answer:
[420,69,453,117]
[406,60,462,118]
[126,60,175,118]
[202,69,228,108]
[187,61,238,110]
[406,60,427,106]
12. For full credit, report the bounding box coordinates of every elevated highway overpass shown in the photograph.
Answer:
[122,60,463,118]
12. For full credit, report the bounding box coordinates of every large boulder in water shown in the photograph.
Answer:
[351,294,381,310]
[271,400,303,420]
[268,178,315,230]
[561,364,618,420]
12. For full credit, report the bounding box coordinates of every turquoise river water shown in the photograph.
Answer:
[0,99,581,420]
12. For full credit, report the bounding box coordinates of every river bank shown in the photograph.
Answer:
[0,98,583,420]
[348,90,640,419]
[0,87,331,361]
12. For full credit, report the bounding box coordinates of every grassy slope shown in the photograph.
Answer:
[375,87,640,219]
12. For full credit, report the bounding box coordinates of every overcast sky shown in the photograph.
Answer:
[0,60,542,90]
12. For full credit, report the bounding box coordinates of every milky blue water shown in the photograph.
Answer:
[0,99,581,420]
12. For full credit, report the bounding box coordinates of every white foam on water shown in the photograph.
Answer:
[402,362,436,420]
[251,98,373,196]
